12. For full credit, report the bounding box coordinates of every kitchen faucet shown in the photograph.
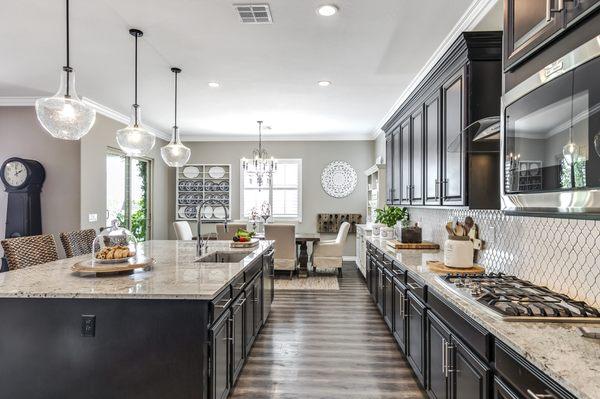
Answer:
[196,199,229,257]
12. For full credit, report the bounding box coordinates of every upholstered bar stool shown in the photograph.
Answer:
[1,234,59,270]
[60,229,96,258]
[173,221,194,240]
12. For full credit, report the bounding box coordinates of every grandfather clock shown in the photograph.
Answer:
[1,157,46,238]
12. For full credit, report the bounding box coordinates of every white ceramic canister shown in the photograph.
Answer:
[380,226,395,240]
[444,236,474,268]
[372,223,383,237]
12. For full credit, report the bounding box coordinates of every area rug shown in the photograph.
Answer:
[274,274,339,290]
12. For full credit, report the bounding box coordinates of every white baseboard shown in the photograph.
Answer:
[343,256,356,262]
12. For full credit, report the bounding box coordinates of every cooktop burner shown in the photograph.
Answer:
[440,273,600,322]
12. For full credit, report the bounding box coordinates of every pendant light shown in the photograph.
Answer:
[35,0,96,140]
[116,29,156,156]
[161,67,191,167]
[241,121,277,189]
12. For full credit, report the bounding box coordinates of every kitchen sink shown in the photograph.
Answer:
[196,251,253,263]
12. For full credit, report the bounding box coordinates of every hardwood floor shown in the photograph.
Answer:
[229,262,427,399]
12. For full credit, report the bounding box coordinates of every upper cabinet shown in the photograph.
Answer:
[504,0,600,71]
[383,32,502,209]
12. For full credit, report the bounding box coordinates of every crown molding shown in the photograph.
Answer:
[179,132,373,142]
[372,0,498,136]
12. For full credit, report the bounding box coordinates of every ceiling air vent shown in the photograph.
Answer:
[234,4,273,24]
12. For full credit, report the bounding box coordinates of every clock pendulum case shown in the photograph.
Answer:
[1,157,46,238]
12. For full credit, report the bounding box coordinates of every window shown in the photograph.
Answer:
[241,159,302,221]
[106,149,152,241]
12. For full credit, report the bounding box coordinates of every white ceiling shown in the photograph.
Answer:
[0,0,480,141]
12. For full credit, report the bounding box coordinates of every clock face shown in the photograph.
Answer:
[3,161,28,187]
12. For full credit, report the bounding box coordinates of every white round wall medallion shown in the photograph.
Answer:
[321,161,357,198]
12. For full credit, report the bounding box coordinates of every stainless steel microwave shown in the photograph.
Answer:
[501,35,600,215]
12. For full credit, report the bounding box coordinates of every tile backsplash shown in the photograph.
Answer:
[408,208,600,308]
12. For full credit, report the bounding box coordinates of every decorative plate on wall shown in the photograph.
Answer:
[321,161,357,198]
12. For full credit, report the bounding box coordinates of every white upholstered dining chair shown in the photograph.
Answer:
[312,221,351,277]
[173,221,194,240]
[264,224,297,279]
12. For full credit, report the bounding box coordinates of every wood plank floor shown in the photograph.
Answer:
[229,262,427,399]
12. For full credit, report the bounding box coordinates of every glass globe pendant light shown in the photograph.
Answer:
[161,67,191,167]
[35,0,96,140]
[116,29,156,156]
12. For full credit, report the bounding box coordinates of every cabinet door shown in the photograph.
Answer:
[504,0,564,70]
[231,295,245,384]
[392,280,406,352]
[383,272,393,330]
[406,291,425,384]
[427,313,452,399]
[376,266,384,314]
[210,311,230,399]
[254,274,263,334]
[400,118,412,204]
[450,335,491,399]
[565,0,600,24]
[411,107,424,204]
[442,70,466,205]
[393,127,402,203]
[386,134,394,204]
[424,92,441,205]
[493,377,521,399]
[262,251,274,323]
[244,281,256,354]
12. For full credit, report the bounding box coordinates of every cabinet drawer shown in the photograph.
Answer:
[244,261,262,282]
[382,255,394,271]
[211,286,233,324]
[391,261,406,283]
[406,271,427,302]
[231,273,246,299]
[428,289,492,361]
[494,341,576,399]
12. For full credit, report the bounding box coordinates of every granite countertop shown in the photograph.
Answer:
[0,240,273,301]
[367,237,600,399]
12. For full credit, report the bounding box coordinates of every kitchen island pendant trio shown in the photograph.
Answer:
[115,29,156,157]
[35,0,96,140]
[160,67,191,167]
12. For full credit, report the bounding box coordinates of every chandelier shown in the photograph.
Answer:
[242,121,277,189]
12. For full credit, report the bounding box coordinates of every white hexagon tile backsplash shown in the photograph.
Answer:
[408,208,600,308]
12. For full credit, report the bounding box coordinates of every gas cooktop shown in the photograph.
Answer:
[439,273,600,322]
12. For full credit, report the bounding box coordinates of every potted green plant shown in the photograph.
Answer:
[374,206,409,239]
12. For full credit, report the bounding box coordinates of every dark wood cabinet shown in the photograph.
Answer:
[231,294,246,384]
[383,32,502,209]
[244,278,257,354]
[392,278,406,353]
[441,69,466,206]
[427,312,451,399]
[493,377,520,399]
[565,0,600,24]
[386,135,394,204]
[406,290,426,385]
[411,107,424,204]
[262,250,274,324]
[376,264,384,314]
[451,335,491,399]
[383,270,393,330]
[424,92,441,205]
[210,310,231,399]
[254,273,264,334]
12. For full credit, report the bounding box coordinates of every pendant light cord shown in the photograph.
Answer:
[258,121,263,153]
[174,70,178,129]
[63,0,72,97]
[134,32,139,126]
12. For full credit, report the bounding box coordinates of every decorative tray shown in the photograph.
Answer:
[72,256,155,274]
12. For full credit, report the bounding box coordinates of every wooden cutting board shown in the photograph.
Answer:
[386,239,440,250]
[426,260,484,275]
[72,256,154,274]
[230,238,260,248]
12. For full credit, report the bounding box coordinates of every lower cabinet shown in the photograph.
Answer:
[210,310,231,399]
[231,294,246,383]
[254,274,264,334]
[427,311,491,399]
[493,377,520,399]
[383,270,393,330]
[392,278,406,352]
[376,264,385,313]
[244,274,261,355]
[406,290,426,385]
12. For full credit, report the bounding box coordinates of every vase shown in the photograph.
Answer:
[372,223,383,237]
[380,226,394,240]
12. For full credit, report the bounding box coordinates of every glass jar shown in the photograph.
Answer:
[92,220,137,265]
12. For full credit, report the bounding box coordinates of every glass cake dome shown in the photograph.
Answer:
[92,220,137,265]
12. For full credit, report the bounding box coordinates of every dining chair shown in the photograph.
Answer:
[60,229,97,258]
[264,224,296,279]
[173,221,194,240]
[216,223,247,240]
[312,221,351,277]
[0,234,59,271]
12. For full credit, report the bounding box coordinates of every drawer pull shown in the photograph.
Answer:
[527,390,556,399]
[407,282,421,290]
[214,297,232,309]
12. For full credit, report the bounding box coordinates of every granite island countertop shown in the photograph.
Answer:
[0,240,273,301]
[367,237,600,399]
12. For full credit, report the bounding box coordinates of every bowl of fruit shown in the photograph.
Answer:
[230,228,259,247]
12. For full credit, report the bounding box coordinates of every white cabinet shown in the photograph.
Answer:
[355,224,371,278]
[365,164,386,224]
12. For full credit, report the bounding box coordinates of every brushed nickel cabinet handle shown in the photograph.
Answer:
[407,282,420,290]
[442,338,447,374]
[546,0,564,21]
[526,390,556,399]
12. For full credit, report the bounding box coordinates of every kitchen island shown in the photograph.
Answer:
[0,240,274,399]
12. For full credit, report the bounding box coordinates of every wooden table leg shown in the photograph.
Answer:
[298,241,309,278]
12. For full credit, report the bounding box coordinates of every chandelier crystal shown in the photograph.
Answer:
[116,28,155,157]
[161,67,191,167]
[242,121,277,188]
[35,0,96,140]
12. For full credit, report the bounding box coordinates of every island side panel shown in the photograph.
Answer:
[0,298,209,399]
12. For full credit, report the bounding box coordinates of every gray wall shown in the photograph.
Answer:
[177,140,374,256]
[0,107,81,256]
[80,114,173,240]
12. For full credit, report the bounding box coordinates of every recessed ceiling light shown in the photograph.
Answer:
[318,80,332,87]
[317,4,338,16]
[208,82,220,88]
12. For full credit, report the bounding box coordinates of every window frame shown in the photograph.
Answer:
[239,158,302,223]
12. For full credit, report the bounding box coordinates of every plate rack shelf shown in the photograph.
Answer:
[176,164,232,222]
